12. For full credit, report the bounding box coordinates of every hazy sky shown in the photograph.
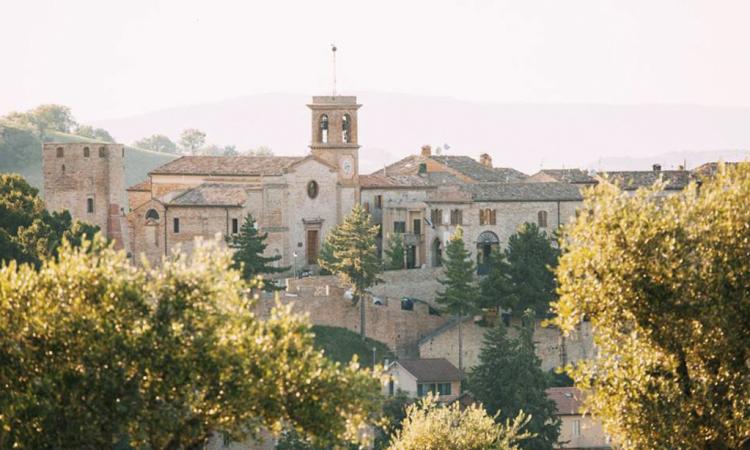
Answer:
[3,0,750,120]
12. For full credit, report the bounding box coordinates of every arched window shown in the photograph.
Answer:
[538,210,548,228]
[342,113,351,143]
[98,146,106,157]
[319,114,329,143]
[83,146,90,157]
[56,147,64,157]
[476,231,500,275]
[145,208,160,222]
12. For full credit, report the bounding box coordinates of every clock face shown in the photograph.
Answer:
[340,156,355,179]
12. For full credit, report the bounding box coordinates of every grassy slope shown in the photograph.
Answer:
[312,325,394,367]
[0,121,177,193]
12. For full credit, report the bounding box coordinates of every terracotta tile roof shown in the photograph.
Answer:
[150,155,304,176]
[529,169,598,184]
[466,182,584,202]
[692,161,746,178]
[127,179,152,191]
[167,183,248,206]
[372,155,423,176]
[546,387,585,416]
[396,358,461,382]
[360,172,463,189]
[430,155,528,183]
[597,170,691,191]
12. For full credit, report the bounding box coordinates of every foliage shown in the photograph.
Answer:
[247,145,274,156]
[0,173,99,266]
[386,394,530,450]
[479,248,513,310]
[481,223,559,318]
[4,104,77,138]
[374,391,412,449]
[226,214,289,291]
[436,226,480,317]
[311,325,394,367]
[467,316,561,450]
[75,124,115,142]
[384,232,405,270]
[545,369,574,388]
[134,134,178,154]
[179,128,207,155]
[223,144,238,156]
[0,238,382,449]
[318,204,382,337]
[553,163,750,449]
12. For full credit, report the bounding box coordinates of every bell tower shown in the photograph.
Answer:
[308,95,361,184]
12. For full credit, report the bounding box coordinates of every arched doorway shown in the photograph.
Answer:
[431,238,442,267]
[476,231,499,275]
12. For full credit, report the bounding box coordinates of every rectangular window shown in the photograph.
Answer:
[375,195,383,209]
[431,209,442,225]
[413,218,421,235]
[231,218,239,234]
[417,383,438,397]
[437,383,452,396]
[490,209,496,225]
[572,419,581,436]
[450,209,463,225]
[393,221,406,234]
[538,210,548,228]
[86,197,94,213]
[173,217,180,233]
[363,201,370,213]
[306,229,319,265]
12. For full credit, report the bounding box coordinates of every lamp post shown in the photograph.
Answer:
[292,251,298,278]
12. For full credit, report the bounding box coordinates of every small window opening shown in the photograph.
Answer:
[374,195,383,209]
[342,113,351,143]
[173,217,180,233]
[145,209,160,222]
[98,146,106,157]
[450,209,463,225]
[61,164,66,174]
[87,197,94,213]
[319,114,329,143]
[56,147,64,157]
[538,210,548,228]
[393,221,406,234]
[83,146,90,157]
[231,218,239,234]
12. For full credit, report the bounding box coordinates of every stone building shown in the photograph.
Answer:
[546,387,613,449]
[125,95,361,268]
[42,142,127,249]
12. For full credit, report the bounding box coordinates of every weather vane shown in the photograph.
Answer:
[331,43,337,96]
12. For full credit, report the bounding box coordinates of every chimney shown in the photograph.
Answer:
[652,164,662,172]
[421,145,432,157]
[479,153,492,168]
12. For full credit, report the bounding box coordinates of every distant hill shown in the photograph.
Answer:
[91,93,750,174]
[0,121,177,194]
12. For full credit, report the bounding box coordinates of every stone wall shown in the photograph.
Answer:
[370,267,444,305]
[418,317,596,373]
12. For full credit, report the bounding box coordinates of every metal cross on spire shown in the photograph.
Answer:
[331,43,337,96]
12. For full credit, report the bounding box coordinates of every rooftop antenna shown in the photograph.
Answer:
[331,44,337,96]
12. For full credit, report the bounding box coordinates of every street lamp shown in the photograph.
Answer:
[292,251,298,279]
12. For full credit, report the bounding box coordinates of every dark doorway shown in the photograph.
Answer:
[476,230,499,275]
[406,245,417,269]
[431,238,442,267]
[306,229,319,265]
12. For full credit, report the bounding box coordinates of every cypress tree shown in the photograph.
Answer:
[435,226,480,374]
[467,312,561,450]
[226,214,289,291]
[478,248,514,311]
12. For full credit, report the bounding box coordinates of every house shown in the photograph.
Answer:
[546,387,613,450]
[384,358,461,402]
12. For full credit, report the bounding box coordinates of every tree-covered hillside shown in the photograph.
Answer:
[0,120,176,194]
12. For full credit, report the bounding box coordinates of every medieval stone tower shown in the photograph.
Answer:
[42,142,127,249]
[308,95,361,185]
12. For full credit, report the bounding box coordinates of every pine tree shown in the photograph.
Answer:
[468,312,561,450]
[318,204,382,338]
[384,232,405,270]
[485,223,560,318]
[478,248,514,311]
[435,226,480,374]
[226,214,289,291]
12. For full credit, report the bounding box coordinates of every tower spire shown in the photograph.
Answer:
[331,43,337,96]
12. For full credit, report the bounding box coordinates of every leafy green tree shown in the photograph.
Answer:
[482,223,559,318]
[223,145,238,156]
[134,134,179,154]
[436,226,480,373]
[76,124,115,142]
[384,232,405,270]
[374,391,411,449]
[179,128,207,155]
[247,145,274,156]
[467,316,561,450]
[386,395,530,450]
[553,163,750,449]
[0,237,381,449]
[0,173,98,266]
[226,214,289,291]
[319,204,382,338]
